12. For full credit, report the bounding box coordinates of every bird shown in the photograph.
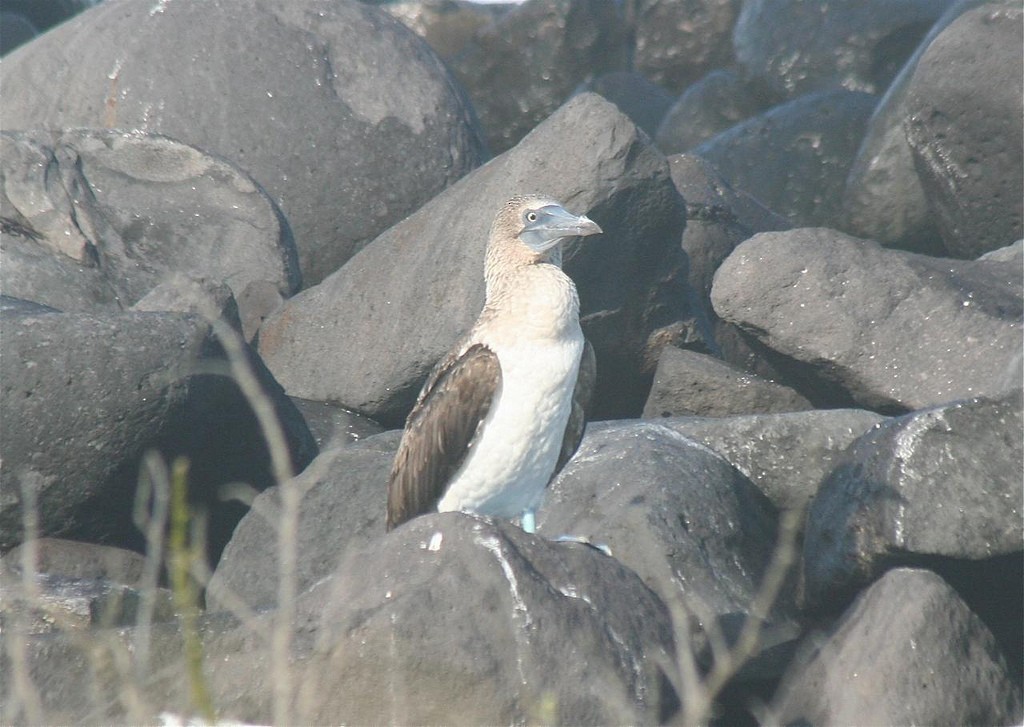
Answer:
[386,194,602,534]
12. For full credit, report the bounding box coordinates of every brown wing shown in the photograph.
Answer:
[555,337,595,475]
[386,343,501,531]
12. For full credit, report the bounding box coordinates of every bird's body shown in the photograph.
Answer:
[386,195,601,533]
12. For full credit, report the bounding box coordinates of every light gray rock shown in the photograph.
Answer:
[773,568,1023,726]
[711,228,1024,411]
[0,0,485,285]
[258,93,687,424]
[655,409,887,511]
[0,129,298,339]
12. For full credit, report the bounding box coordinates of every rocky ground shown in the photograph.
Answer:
[1,0,1021,724]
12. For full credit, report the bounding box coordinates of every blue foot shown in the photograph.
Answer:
[521,510,536,534]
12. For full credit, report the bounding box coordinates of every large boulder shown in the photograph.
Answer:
[693,90,879,227]
[773,568,1022,725]
[903,3,1024,257]
[291,514,680,724]
[802,392,1024,608]
[711,228,1023,411]
[0,0,485,285]
[258,93,688,424]
[840,0,991,254]
[0,305,316,559]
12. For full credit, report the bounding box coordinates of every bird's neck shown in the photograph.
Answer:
[483,261,580,340]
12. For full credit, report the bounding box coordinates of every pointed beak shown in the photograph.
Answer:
[519,205,603,252]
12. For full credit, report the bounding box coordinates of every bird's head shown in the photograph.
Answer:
[489,194,603,267]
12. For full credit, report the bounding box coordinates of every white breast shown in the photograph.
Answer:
[437,331,583,519]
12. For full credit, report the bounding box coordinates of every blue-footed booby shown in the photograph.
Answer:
[386,195,602,533]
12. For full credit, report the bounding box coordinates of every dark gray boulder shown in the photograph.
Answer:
[667,153,793,380]
[0,129,299,339]
[258,93,687,424]
[733,0,956,99]
[295,514,680,725]
[0,11,36,55]
[449,0,629,153]
[802,392,1024,608]
[655,69,774,154]
[711,228,1024,411]
[840,0,990,255]
[631,0,738,95]
[539,421,793,655]
[773,568,1023,726]
[642,347,813,418]
[656,409,886,511]
[0,0,485,285]
[0,307,317,559]
[206,432,399,612]
[903,3,1024,257]
[693,89,879,227]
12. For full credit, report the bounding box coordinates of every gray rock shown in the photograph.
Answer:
[383,0,511,60]
[0,11,37,55]
[539,421,793,653]
[258,93,687,424]
[773,568,1023,726]
[0,308,317,558]
[0,539,148,587]
[131,275,243,337]
[575,71,675,140]
[0,611,241,725]
[0,129,299,339]
[802,392,1024,608]
[632,0,738,95]
[656,409,887,511]
[655,69,774,154]
[840,0,989,254]
[667,153,793,380]
[733,0,956,99]
[0,0,485,286]
[0,572,175,636]
[642,347,813,418]
[449,0,629,153]
[980,239,1024,263]
[711,228,1024,411]
[903,4,1024,257]
[288,397,384,450]
[296,513,680,725]
[206,434,394,612]
[693,89,879,227]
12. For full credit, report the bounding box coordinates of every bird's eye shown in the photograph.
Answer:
[526,211,538,223]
